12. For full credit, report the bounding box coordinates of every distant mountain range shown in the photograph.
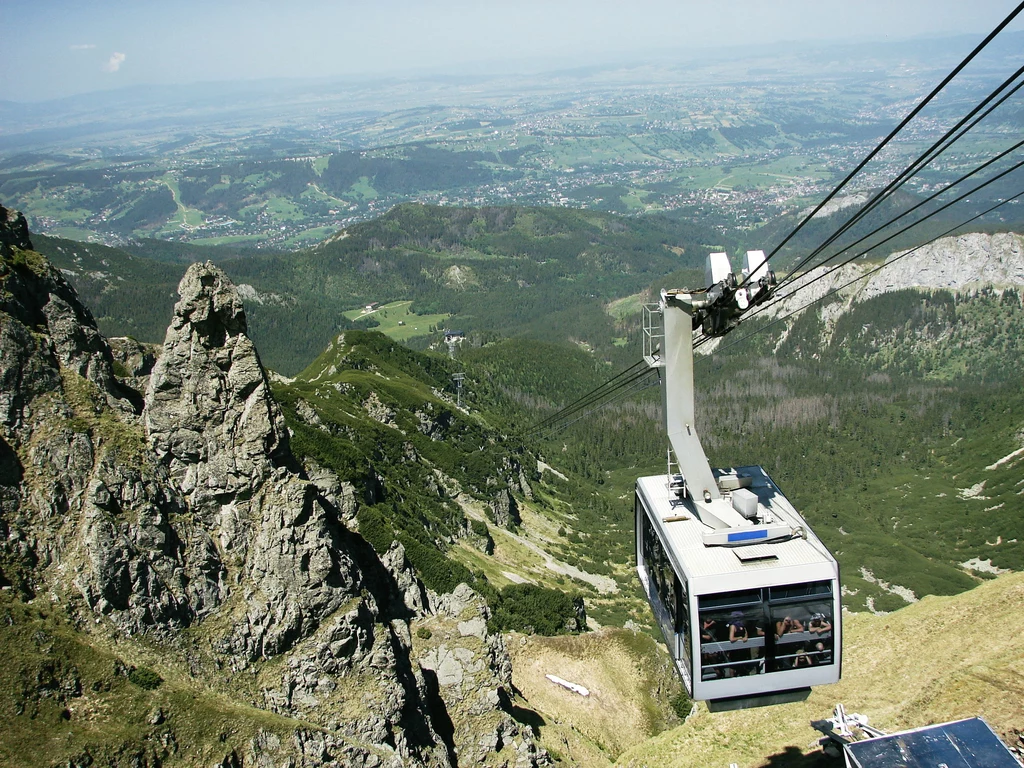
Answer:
[33,203,719,374]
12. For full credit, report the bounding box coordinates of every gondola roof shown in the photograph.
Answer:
[637,467,835,581]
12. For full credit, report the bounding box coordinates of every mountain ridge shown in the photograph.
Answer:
[0,218,555,766]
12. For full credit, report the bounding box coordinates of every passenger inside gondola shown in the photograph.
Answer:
[701,617,716,641]
[727,611,748,642]
[808,613,831,634]
[699,609,764,677]
[775,615,804,637]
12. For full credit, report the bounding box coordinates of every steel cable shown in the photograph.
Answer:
[738,0,1024,288]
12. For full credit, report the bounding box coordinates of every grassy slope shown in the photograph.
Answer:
[0,595,343,767]
[274,330,647,625]
[509,629,686,767]
[615,572,1024,768]
[342,300,450,342]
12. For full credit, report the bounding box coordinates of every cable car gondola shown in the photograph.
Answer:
[635,251,841,712]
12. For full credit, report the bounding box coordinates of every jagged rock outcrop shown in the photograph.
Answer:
[0,203,32,257]
[143,262,376,662]
[419,585,550,768]
[145,262,292,505]
[0,218,200,627]
[1,235,548,767]
[108,335,158,392]
[490,489,520,530]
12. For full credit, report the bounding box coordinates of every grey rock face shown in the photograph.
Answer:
[490,489,520,530]
[143,262,368,659]
[109,336,157,378]
[109,336,158,394]
[864,232,1024,298]
[0,234,125,411]
[422,584,550,767]
[2,242,546,766]
[0,203,32,257]
[0,306,59,430]
[381,542,429,615]
[42,293,120,398]
[145,262,290,507]
[0,236,210,627]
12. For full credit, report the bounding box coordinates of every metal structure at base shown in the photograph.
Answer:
[812,705,1023,767]
[635,250,841,708]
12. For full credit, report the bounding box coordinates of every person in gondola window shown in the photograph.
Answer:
[727,611,748,642]
[776,615,804,638]
[808,613,831,634]
[701,617,717,641]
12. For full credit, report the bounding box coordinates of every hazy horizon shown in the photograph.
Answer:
[2,0,1023,103]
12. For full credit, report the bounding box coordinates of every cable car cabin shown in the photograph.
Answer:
[635,468,841,711]
[635,253,842,710]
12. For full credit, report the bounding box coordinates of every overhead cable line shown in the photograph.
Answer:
[698,188,1024,357]
[692,74,1024,348]
[526,365,654,436]
[524,360,650,435]
[776,63,1024,288]
[529,155,1023,434]
[530,369,660,438]
[774,135,1024,293]
[536,172,1020,435]
[524,5,1024,439]
[533,143,1024,432]
[738,0,1024,288]
[526,358,646,433]
[694,144,1024,350]
[728,153,1024,332]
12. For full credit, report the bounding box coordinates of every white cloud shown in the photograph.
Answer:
[102,52,126,73]
[69,43,96,50]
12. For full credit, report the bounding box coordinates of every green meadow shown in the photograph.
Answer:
[343,300,451,341]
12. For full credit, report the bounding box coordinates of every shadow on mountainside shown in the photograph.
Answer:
[761,745,842,767]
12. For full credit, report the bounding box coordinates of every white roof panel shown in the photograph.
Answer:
[638,466,836,583]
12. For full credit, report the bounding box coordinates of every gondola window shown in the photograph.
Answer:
[698,582,834,680]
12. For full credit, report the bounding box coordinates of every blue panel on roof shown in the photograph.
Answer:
[727,529,769,542]
[845,718,1018,768]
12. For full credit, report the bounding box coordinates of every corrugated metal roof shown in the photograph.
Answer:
[638,466,835,581]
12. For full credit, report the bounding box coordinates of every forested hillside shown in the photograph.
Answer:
[39,204,1024,617]
[38,203,724,373]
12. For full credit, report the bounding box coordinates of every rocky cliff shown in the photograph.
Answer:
[0,206,547,767]
[862,231,1024,296]
[721,231,1024,354]
[0,203,32,257]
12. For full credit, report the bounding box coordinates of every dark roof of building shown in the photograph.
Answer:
[844,718,1019,768]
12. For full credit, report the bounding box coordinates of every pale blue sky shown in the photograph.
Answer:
[1,0,1022,102]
